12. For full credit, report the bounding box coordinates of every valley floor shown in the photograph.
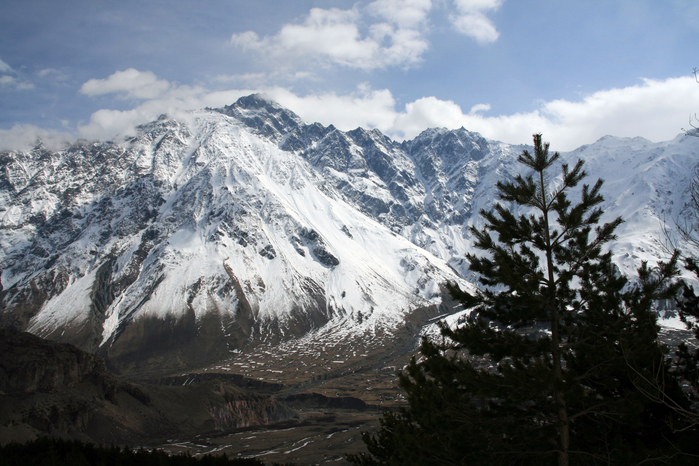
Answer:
[2,322,696,466]
[156,410,379,466]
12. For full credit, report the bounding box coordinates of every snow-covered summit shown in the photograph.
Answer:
[1,95,698,371]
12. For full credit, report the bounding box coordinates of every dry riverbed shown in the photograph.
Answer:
[155,410,380,466]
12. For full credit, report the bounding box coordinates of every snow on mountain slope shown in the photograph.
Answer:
[0,99,466,371]
[1,94,698,372]
[563,134,699,274]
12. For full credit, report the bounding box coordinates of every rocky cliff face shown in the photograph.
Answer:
[0,328,146,440]
[1,94,698,373]
[0,328,143,398]
[208,384,298,430]
[0,329,299,445]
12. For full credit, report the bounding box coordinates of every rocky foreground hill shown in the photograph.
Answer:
[0,328,384,464]
[0,329,300,445]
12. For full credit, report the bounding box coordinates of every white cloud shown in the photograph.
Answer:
[385,76,699,150]
[450,0,503,43]
[0,57,13,73]
[60,70,699,153]
[231,8,376,68]
[0,59,39,90]
[469,103,491,114]
[0,74,35,90]
[267,76,699,151]
[80,68,170,99]
[366,0,432,28]
[37,68,58,77]
[36,68,70,82]
[266,84,399,131]
[0,124,73,152]
[77,108,151,141]
[77,73,254,140]
[229,4,430,70]
[393,96,468,137]
[228,1,502,70]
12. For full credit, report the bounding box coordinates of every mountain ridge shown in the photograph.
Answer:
[1,94,698,374]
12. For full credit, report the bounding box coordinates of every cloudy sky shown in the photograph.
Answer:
[1,0,699,151]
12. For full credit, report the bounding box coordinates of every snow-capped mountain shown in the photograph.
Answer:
[1,94,698,372]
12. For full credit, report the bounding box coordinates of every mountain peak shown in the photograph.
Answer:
[233,93,276,107]
[2,95,698,375]
[218,93,303,123]
[213,94,305,143]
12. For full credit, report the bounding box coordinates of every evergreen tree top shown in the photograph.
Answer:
[352,134,695,466]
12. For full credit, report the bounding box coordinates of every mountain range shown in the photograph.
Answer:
[1,94,698,374]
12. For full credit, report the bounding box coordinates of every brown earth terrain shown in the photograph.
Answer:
[2,318,695,466]
[0,323,424,465]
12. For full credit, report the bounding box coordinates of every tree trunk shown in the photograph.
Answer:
[550,301,570,466]
[541,169,570,466]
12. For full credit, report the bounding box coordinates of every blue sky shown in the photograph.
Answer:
[1,0,699,150]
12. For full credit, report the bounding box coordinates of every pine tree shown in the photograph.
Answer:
[350,134,693,466]
[664,257,699,431]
